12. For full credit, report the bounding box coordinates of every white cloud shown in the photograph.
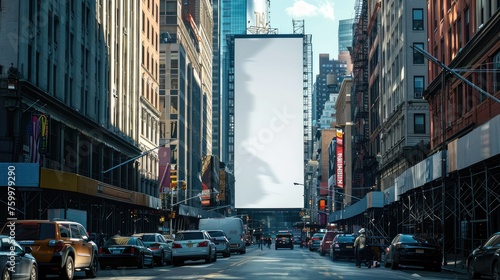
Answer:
[318,1,335,21]
[285,0,335,21]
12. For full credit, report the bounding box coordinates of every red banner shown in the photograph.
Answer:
[336,129,344,188]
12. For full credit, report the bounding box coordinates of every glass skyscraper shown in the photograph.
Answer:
[338,18,355,53]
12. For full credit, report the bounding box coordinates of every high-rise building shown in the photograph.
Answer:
[218,0,248,167]
[0,0,163,234]
[377,0,430,191]
[159,0,213,217]
[338,18,354,54]
[314,54,348,123]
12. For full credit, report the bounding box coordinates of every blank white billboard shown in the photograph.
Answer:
[234,35,304,209]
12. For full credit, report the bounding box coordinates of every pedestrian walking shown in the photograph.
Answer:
[354,228,371,268]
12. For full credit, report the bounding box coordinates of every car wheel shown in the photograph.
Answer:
[213,250,217,262]
[148,256,155,268]
[467,258,480,279]
[2,267,10,280]
[493,261,500,280]
[99,262,107,270]
[61,255,75,280]
[320,250,325,256]
[166,252,172,265]
[158,251,165,266]
[138,255,144,269]
[29,264,37,280]
[85,255,98,278]
[391,260,398,270]
[205,253,212,264]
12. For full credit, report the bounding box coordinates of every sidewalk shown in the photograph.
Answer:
[441,257,467,275]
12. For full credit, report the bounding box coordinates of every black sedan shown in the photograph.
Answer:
[99,236,154,269]
[330,234,356,260]
[384,233,442,271]
[0,235,37,279]
[467,232,500,279]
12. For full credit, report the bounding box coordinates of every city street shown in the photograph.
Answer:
[56,245,467,280]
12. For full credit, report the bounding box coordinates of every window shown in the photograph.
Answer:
[413,43,425,64]
[413,9,424,30]
[494,52,500,93]
[465,8,470,42]
[414,114,425,134]
[414,76,424,98]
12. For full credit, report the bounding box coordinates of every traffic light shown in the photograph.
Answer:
[318,199,326,211]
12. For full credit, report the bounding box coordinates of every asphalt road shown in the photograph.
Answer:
[56,245,468,280]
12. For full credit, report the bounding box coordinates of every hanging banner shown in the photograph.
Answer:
[336,129,344,188]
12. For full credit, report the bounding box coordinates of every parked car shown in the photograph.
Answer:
[99,236,154,269]
[1,219,98,280]
[330,233,357,260]
[0,235,37,280]
[171,230,217,266]
[206,230,231,257]
[319,231,339,256]
[384,233,442,271]
[133,233,172,266]
[309,232,325,251]
[275,233,294,250]
[467,232,500,279]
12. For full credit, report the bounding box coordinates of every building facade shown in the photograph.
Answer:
[329,0,500,266]
[0,0,164,235]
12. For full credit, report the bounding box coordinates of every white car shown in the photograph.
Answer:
[171,230,217,266]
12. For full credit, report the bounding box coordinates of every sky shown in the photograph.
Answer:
[269,0,357,77]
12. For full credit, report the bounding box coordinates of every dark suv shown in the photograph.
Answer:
[275,233,294,250]
[1,219,98,280]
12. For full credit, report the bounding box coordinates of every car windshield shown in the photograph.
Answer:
[208,231,224,237]
[105,237,137,246]
[175,232,204,240]
[1,223,55,240]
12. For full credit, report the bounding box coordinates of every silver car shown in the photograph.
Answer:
[207,230,231,258]
[133,233,172,266]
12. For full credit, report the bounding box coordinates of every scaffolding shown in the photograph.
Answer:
[293,19,314,162]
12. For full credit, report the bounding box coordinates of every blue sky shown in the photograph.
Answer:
[269,0,357,76]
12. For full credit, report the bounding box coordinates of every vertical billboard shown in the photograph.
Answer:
[336,129,344,188]
[234,35,304,209]
[158,147,171,193]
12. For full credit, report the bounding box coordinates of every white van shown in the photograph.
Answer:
[199,217,246,254]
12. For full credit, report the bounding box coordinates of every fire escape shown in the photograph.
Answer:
[350,0,370,199]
